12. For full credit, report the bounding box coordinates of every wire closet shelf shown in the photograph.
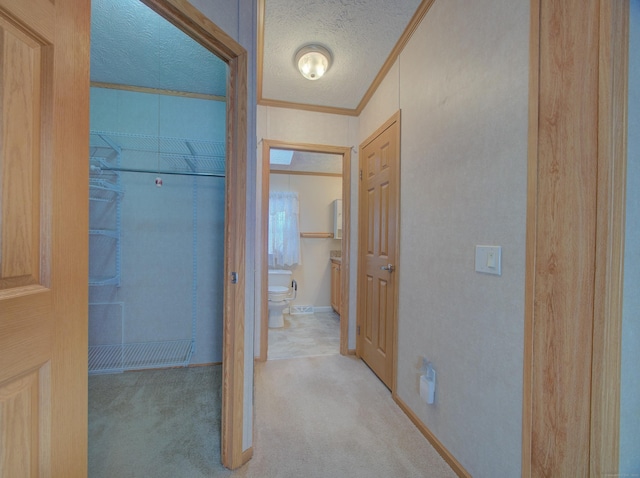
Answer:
[90,130,226,177]
[88,130,222,374]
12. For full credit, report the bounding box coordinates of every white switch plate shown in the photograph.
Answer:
[475,245,502,275]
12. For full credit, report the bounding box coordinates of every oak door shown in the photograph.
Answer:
[0,0,90,476]
[357,113,400,390]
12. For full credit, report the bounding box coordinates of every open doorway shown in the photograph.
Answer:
[260,140,351,361]
[87,0,248,472]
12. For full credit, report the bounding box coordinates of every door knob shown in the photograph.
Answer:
[380,264,395,272]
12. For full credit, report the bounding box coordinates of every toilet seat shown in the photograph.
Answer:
[268,285,290,302]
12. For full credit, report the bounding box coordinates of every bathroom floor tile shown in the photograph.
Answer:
[267,312,340,360]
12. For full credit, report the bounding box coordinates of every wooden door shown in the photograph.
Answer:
[357,113,400,390]
[0,0,89,476]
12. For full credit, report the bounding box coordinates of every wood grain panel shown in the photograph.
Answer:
[90,81,226,102]
[380,182,389,257]
[0,0,88,475]
[377,278,388,354]
[0,363,50,478]
[365,275,374,343]
[0,18,42,288]
[0,371,38,477]
[367,152,377,178]
[590,1,628,475]
[525,0,600,475]
[0,0,54,43]
[380,142,390,171]
[367,187,376,255]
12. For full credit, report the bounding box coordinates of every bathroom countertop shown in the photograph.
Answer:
[330,257,342,263]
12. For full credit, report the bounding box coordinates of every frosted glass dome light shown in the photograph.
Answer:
[295,45,332,80]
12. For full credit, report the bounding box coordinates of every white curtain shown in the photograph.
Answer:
[268,191,300,267]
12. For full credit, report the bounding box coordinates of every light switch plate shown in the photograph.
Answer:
[475,245,502,275]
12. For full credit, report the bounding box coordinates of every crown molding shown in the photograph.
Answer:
[257,0,437,117]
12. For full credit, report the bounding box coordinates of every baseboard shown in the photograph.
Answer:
[188,361,222,368]
[313,306,333,313]
[347,349,356,355]
[393,394,471,478]
[241,446,253,464]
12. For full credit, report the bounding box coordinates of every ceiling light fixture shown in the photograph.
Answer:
[295,44,332,81]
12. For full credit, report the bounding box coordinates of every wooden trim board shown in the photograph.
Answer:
[521,0,540,474]
[590,2,628,475]
[354,0,436,115]
[270,170,342,178]
[393,394,471,478]
[523,0,606,475]
[140,0,248,470]
[90,81,226,102]
[260,140,352,361]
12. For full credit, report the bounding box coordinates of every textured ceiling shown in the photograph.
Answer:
[261,0,423,110]
[91,0,422,112]
[91,0,227,97]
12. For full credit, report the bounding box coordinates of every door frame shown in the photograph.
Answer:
[590,1,629,474]
[137,0,248,469]
[355,111,401,394]
[522,0,629,475]
[259,139,351,361]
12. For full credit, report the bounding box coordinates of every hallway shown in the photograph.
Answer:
[89,317,455,477]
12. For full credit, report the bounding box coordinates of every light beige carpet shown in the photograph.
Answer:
[234,354,457,478]
[89,356,456,477]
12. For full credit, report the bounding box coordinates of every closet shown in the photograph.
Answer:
[88,121,226,374]
[87,0,229,375]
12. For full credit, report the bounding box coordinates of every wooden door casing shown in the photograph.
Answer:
[0,0,90,476]
[357,112,400,390]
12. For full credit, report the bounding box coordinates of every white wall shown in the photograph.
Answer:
[358,1,529,476]
[257,105,359,353]
[620,0,640,472]
[270,174,342,309]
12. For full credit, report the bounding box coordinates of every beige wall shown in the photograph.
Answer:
[359,0,529,476]
[256,105,359,353]
[270,174,342,309]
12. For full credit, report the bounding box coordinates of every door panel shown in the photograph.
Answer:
[357,113,400,389]
[0,0,89,476]
[0,14,47,290]
[0,363,51,477]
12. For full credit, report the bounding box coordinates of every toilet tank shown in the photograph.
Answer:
[268,269,292,288]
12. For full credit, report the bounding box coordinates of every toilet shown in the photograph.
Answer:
[268,269,295,328]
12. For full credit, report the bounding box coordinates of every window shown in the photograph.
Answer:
[268,191,300,267]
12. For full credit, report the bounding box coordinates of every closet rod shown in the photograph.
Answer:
[97,166,225,178]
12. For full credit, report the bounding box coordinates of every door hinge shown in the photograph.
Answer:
[231,271,238,284]
[357,325,361,335]
[359,169,363,180]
